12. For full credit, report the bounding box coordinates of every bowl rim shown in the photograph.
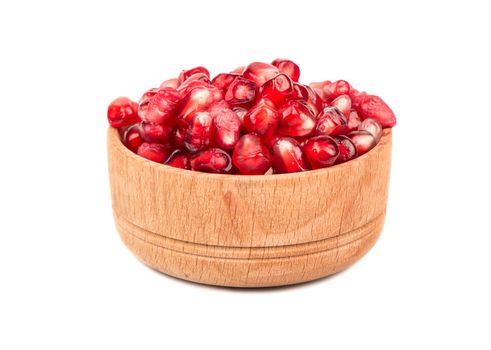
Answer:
[108,127,392,181]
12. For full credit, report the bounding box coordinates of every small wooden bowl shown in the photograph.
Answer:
[108,128,392,287]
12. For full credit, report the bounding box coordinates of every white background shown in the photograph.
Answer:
[1,0,490,349]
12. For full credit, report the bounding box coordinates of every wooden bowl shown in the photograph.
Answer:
[108,128,392,287]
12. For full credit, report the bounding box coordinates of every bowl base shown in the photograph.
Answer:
[114,212,385,288]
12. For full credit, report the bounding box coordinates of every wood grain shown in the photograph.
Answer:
[108,127,392,287]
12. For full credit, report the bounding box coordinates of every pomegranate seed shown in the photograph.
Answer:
[302,135,339,169]
[332,136,357,164]
[295,84,324,116]
[348,131,377,156]
[243,62,280,86]
[277,100,316,137]
[190,148,233,174]
[108,97,139,128]
[177,73,212,96]
[139,88,159,105]
[209,102,241,150]
[315,107,347,136]
[359,118,383,143]
[346,110,362,131]
[165,149,191,169]
[160,78,179,89]
[357,94,396,127]
[138,87,181,125]
[350,90,367,110]
[230,66,245,74]
[232,134,272,175]
[178,81,212,98]
[309,81,331,103]
[137,142,170,163]
[292,82,309,100]
[178,66,210,84]
[140,121,173,144]
[243,100,280,139]
[184,111,212,153]
[178,86,222,122]
[224,77,257,107]
[261,73,294,106]
[325,80,352,100]
[272,137,308,173]
[307,87,325,116]
[211,73,239,92]
[122,124,143,153]
[330,94,351,117]
[271,58,300,82]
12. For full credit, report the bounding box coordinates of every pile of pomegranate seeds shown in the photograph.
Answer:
[107,59,396,175]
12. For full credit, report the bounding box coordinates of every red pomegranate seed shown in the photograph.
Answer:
[160,78,179,89]
[359,118,383,143]
[271,58,300,82]
[232,134,272,175]
[139,88,159,105]
[304,85,324,116]
[302,135,339,169]
[272,137,308,173]
[178,66,210,84]
[108,97,139,128]
[243,62,280,86]
[224,77,257,107]
[138,87,181,125]
[332,136,357,164]
[309,81,331,103]
[140,121,173,144]
[346,110,362,131]
[350,90,367,110]
[315,107,347,136]
[325,80,352,100]
[261,73,294,106]
[165,149,191,169]
[348,131,377,156]
[292,82,309,100]
[230,66,245,74]
[178,85,222,122]
[277,100,316,137]
[330,94,352,117]
[243,100,280,139]
[178,81,211,98]
[211,73,239,92]
[184,111,212,153]
[137,142,170,163]
[122,124,143,153]
[190,148,233,174]
[209,102,241,150]
[177,73,212,96]
[357,94,396,127]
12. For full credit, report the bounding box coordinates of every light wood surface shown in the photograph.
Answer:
[108,127,392,287]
